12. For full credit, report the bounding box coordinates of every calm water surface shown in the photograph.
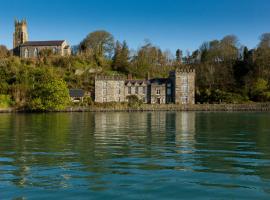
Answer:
[0,112,270,199]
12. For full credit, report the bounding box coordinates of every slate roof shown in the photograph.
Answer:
[21,40,65,47]
[125,80,147,86]
[69,89,84,97]
[149,78,168,85]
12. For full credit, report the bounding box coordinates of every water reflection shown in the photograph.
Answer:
[0,112,270,199]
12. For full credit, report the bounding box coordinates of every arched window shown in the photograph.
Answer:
[34,48,38,57]
[24,49,29,58]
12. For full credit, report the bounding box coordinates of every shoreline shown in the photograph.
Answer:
[1,103,270,113]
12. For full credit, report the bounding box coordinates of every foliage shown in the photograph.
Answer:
[0,45,9,58]
[126,95,143,107]
[250,79,270,102]
[0,95,12,108]
[1,30,270,108]
[27,68,70,111]
[196,89,248,104]
[112,40,130,73]
[79,30,114,66]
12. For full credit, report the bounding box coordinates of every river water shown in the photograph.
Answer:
[0,112,270,199]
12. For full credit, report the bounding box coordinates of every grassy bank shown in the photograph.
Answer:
[1,103,270,113]
[64,103,270,112]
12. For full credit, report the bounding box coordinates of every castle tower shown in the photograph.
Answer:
[13,19,28,49]
[170,67,195,104]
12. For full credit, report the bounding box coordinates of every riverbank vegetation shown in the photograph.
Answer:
[1,31,270,110]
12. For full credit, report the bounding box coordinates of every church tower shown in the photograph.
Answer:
[13,19,28,49]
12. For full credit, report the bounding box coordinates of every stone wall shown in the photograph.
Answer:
[174,68,195,104]
[95,77,125,103]
[124,83,147,103]
[94,68,195,105]
[20,42,71,58]
[150,83,167,104]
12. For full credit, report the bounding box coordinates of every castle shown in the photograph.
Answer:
[13,19,71,58]
[95,67,195,104]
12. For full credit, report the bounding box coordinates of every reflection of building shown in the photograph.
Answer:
[175,112,196,143]
[93,112,196,147]
[13,19,71,58]
[95,67,195,104]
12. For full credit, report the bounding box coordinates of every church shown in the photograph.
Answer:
[13,19,71,58]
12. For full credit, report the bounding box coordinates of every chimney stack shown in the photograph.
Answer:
[127,74,132,80]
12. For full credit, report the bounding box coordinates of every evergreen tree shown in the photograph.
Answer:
[176,49,182,64]
[112,40,130,73]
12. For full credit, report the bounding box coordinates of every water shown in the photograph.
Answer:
[0,112,270,199]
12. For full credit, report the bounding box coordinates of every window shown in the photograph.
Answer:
[182,76,188,84]
[181,96,188,104]
[34,48,38,57]
[103,82,107,89]
[117,82,121,94]
[128,87,131,94]
[156,89,161,95]
[103,97,107,102]
[102,82,107,96]
[53,47,57,54]
[182,85,188,93]
[24,49,29,58]
[142,87,146,94]
[135,87,138,94]
[167,88,171,95]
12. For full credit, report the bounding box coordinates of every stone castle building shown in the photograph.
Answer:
[13,19,71,58]
[95,67,195,104]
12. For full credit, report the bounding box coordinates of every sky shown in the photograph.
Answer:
[0,0,270,53]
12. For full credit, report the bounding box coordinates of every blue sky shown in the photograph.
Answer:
[0,0,270,53]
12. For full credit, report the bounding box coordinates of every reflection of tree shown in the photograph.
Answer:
[194,113,270,184]
[0,113,71,188]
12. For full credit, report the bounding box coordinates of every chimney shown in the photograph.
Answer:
[146,72,150,80]
[127,74,132,80]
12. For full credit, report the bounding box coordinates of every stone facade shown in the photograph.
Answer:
[170,68,195,104]
[95,67,195,104]
[149,78,167,104]
[95,76,126,103]
[13,19,71,58]
[125,80,148,103]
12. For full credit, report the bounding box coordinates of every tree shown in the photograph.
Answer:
[28,68,70,111]
[0,45,9,58]
[176,49,182,64]
[250,78,270,102]
[259,33,270,48]
[79,30,114,59]
[112,40,130,73]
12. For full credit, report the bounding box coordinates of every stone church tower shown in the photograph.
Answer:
[13,19,28,49]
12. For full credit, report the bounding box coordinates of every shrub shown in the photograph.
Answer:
[0,95,12,108]
[126,95,143,108]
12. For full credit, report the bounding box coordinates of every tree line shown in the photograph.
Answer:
[1,31,270,110]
